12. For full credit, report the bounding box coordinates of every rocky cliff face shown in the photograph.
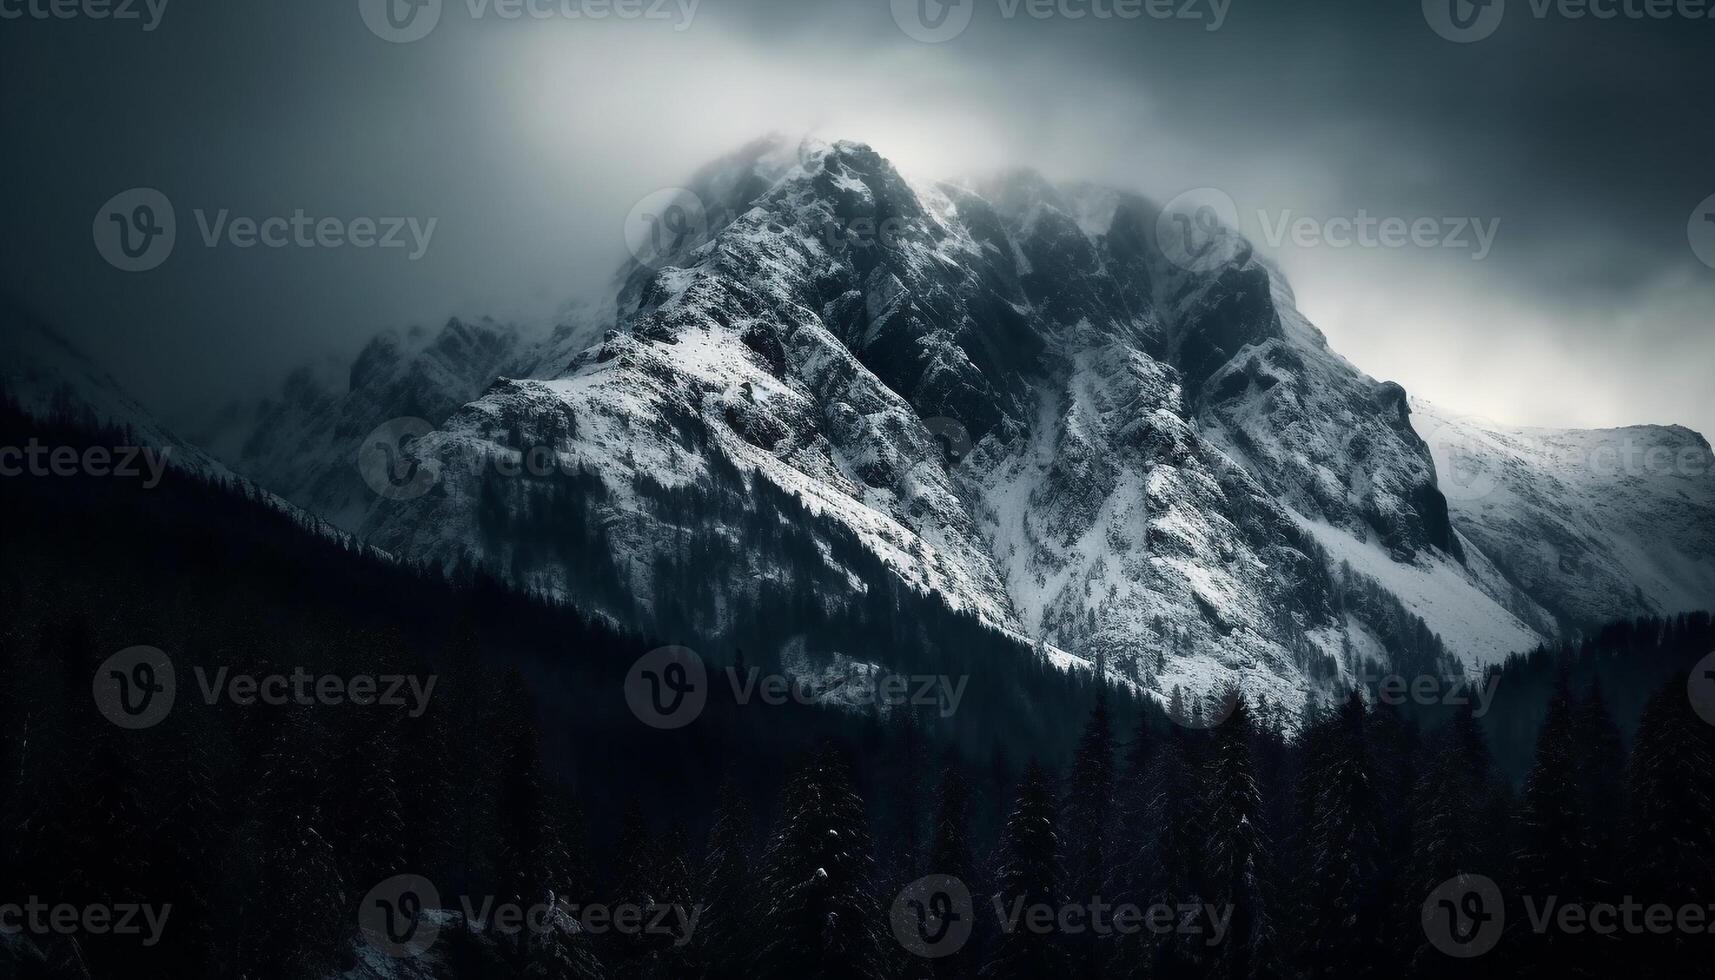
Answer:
[183,136,1711,715]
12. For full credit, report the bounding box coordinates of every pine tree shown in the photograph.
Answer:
[51,718,158,978]
[931,763,976,885]
[496,710,551,965]
[1512,672,1594,978]
[1295,692,1382,980]
[0,575,22,896]
[1104,718,1155,980]
[1570,677,1625,890]
[646,822,698,979]
[1113,719,1208,980]
[752,741,888,980]
[877,706,930,903]
[982,760,1068,980]
[529,796,608,980]
[1205,696,1280,980]
[219,708,349,980]
[1405,701,1508,978]
[145,711,229,977]
[699,779,756,980]
[607,797,659,977]
[1364,696,1419,966]
[1624,678,1715,976]
[929,762,982,980]
[324,710,410,900]
[1062,689,1115,980]
[439,622,499,902]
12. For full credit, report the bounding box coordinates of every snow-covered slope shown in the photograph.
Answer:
[1411,399,1715,631]
[1291,517,1543,668]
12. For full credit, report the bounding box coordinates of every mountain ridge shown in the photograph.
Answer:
[18,137,1714,720]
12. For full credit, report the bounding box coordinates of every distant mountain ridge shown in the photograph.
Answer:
[1411,400,1715,632]
[0,297,364,552]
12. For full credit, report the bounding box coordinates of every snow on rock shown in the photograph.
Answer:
[177,135,1715,721]
[1411,399,1715,631]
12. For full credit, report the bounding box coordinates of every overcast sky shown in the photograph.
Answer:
[3,0,1711,441]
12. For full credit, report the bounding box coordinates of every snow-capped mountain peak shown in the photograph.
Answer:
[162,137,1714,717]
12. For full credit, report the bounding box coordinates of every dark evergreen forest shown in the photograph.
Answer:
[2,396,1711,979]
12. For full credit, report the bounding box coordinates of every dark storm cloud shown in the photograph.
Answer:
[1,0,1710,437]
